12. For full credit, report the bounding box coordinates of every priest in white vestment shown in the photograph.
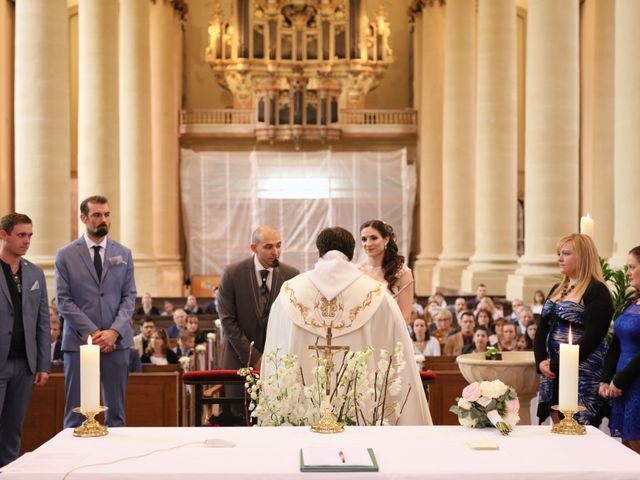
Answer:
[262,227,432,425]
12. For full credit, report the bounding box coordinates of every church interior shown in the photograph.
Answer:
[1,0,640,471]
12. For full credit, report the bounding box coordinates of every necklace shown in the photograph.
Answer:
[559,282,575,300]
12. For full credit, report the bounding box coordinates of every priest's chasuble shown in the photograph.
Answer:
[262,251,433,425]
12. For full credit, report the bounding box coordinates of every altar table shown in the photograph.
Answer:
[2,426,640,480]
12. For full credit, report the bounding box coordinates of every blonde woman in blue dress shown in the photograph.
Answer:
[359,220,414,325]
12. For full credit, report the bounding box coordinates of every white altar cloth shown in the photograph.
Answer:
[2,426,640,480]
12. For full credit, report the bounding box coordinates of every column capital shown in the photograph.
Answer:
[409,0,445,19]
[150,0,188,22]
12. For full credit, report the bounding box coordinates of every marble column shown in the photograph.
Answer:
[0,0,14,213]
[150,0,184,295]
[506,0,580,301]
[413,0,445,296]
[461,0,518,296]
[120,0,155,292]
[609,0,640,267]
[432,0,475,290]
[77,0,120,238]
[579,0,614,259]
[14,0,70,289]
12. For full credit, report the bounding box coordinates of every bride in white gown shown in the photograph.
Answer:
[358,220,414,325]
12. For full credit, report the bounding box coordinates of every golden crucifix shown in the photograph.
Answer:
[308,326,350,433]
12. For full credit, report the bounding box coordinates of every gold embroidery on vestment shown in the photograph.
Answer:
[313,294,345,328]
[286,282,382,330]
[349,284,383,322]
[284,283,309,319]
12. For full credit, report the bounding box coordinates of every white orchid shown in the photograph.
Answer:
[244,343,408,427]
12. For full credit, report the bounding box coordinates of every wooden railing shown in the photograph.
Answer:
[180,109,417,127]
[340,109,417,126]
[180,109,255,125]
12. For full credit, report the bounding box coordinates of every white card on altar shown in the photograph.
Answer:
[301,447,374,467]
[466,440,499,450]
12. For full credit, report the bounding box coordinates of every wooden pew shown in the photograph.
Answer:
[422,356,469,425]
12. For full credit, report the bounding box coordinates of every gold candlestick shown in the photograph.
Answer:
[550,405,587,435]
[72,406,109,437]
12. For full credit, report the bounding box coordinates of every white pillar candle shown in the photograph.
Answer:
[580,214,594,238]
[559,327,579,410]
[80,335,100,412]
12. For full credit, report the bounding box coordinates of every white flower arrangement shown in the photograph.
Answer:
[238,343,409,427]
[450,380,520,435]
[214,319,222,328]
[195,344,206,353]
[178,355,191,372]
[206,332,216,340]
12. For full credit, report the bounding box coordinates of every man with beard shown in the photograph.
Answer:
[55,196,136,428]
[218,226,299,371]
[215,226,298,424]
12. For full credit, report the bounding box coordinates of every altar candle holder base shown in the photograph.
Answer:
[72,406,109,437]
[550,405,587,435]
[311,403,344,434]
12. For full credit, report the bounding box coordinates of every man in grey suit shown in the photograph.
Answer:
[0,213,50,467]
[218,226,299,371]
[56,196,136,428]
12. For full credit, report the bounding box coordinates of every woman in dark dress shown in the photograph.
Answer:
[141,329,179,365]
[534,233,613,425]
[600,246,640,453]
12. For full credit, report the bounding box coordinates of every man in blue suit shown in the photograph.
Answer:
[0,213,50,467]
[56,196,136,428]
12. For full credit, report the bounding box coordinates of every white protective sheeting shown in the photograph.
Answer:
[180,149,416,275]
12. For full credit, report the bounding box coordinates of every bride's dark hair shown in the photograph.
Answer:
[360,220,405,289]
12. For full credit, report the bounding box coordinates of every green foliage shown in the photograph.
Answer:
[600,257,636,320]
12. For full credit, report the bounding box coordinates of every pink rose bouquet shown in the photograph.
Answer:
[450,379,520,435]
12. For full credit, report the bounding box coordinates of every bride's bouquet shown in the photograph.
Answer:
[449,379,520,435]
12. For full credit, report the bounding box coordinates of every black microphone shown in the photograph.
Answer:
[271,258,280,268]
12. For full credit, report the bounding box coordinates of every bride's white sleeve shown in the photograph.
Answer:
[261,294,293,378]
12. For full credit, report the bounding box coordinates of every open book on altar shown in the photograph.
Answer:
[300,447,379,472]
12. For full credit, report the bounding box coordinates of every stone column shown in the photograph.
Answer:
[120,0,155,292]
[150,0,184,295]
[580,0,614,258]
[610,0,640,267]
[14,0,70,289]
[77,0,119,237]
[432,0,475,290]
[413,0,445,296]
[411,10,422,111]
[0,0,14,213]
[506,0,580,301]
[461,0,518,296]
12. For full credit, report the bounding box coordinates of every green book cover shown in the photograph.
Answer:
[299,448,379,473]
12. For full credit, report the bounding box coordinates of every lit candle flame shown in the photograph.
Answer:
[88,335,93,346]
[568,324,573,345]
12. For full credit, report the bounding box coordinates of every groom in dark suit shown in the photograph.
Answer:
[56,196,136,428]
[218,226,299,371]
[0,213,50,467]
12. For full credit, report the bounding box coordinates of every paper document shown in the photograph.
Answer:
[301,447,374,467]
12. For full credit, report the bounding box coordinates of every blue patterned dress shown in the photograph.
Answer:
[538,299,609,424]
[609,303,640,440]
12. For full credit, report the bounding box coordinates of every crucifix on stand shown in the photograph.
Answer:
[308,326,350,433]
